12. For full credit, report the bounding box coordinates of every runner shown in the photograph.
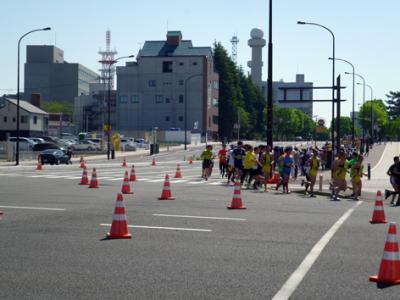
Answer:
[232,141,246,180]
[302,148,320,197]
[242,145,256,187]
[387,156,400,205]
[347,152,359,198]
[331,150,349,200]
[282,147,294,194]
[350,153,366,201]
[261,145,273,192]
[218,144,228,178]
[226,144,236,184]
[275,147,285,191]
[200,145,214,181]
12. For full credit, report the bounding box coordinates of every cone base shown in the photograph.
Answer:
[369,275,400,285]
[122,191,134,194]
[158,197,175,200]
[175,175,182,178]
[106,233,132,239]
[129,179,137,182]
[88,186,99,189]
[227,206,246,209]
[79,182,89,185]
[370,220,388,224]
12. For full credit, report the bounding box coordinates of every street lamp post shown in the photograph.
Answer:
[184,74,203,150]
[361,83,374,139]
[16,27,51,166]
[266,0,273,147]
[329,57,355,146]
[106,55,134,160]
[346,72,365,146]
[298,21,335,155]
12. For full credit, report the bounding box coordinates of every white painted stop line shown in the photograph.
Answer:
[0,205,66,211]
[100,224,211,232]
[153,214,246,221]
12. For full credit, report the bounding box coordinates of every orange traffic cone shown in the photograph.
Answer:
[79,167,89,185]
[227,178,246,209]
[79,160,86,169]
[370,191,387,224]
[174,164,182,178]
[88,168,99,188]
[129,165,137,182]
[267,172,280,184]
[79,156,84,164]
[36,155,42,170]
[121,171,134,194]
[189,157,193,164]
[369,222,400,285]
[158,174,175,200]
[106,193,132,239]
[122,157,127,167]
[151,157,156,166]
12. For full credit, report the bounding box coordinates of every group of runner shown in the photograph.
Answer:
[200,141,374,200]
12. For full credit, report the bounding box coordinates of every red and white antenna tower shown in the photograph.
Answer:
[98,30,118,89]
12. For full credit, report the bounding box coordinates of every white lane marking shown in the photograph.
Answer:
[147,179,165,183]
[96,177,115,180]
[187,181,204,184]
[0,205,66,211]
[371,144,388,172]
[170,180,188,183]
[272,201,363,300]
[208,181,225,185]
[99,224,212,232]
[153,214,246,221]
[106,178,124,181]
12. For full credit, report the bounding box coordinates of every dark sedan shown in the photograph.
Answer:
[33,142,64,152]
[40,149,70,165]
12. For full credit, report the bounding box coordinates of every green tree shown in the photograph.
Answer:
[358,99,389,136]
[330,116,353,136]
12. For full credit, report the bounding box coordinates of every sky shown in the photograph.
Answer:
[1,0,399,123]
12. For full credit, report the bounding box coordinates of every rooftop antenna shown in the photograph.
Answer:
[230,34,239,64]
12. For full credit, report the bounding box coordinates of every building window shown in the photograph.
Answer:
[209,117,211,127]
[179,95,184,103]
[179,62,184,66]
[212,98,218,107]
[165,116,170,122]
[155,95,163,103]
[12,117,16,122]
[165,98,170,103]
[213,81,219,89]
[148,80,157,87]
[179,80,184,86]
[163,82,172,86]
[213,116,218,124]
[119,95,128,103]
[162,61,173,73]
[21,116,28,123]
[192,61,198,66]
[179,116,183,122]
[3,116,7,123]
[33,116,37,124]
[131,95,139,103]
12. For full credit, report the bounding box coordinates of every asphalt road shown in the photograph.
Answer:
[1,145,400,299]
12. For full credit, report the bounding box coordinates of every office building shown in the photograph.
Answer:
[24,45,99,103]
[116,31,219,139]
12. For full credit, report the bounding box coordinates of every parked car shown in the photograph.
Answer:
[30,137,45,144]
[71,140,101,151]
[40,149,70,165]
[7,137,36,150]
[33,142,64,152]
[120,138,136,151]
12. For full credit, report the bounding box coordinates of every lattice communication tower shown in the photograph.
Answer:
[98,30,118,89]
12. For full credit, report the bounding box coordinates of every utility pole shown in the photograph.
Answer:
[266,0,273,147]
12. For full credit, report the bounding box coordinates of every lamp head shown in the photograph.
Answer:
[328,57,333,60]
[344,72,351,75]
[128,55,135,58]
[43,27,51,31]
[297,21,306,25]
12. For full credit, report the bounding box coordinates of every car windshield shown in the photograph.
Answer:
[42,149,57,154]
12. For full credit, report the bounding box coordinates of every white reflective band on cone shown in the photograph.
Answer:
[112,214,127,221]
[115,202,125,208]
[387,234,399,243]
[383,251,400,261]
[373,206,384,211]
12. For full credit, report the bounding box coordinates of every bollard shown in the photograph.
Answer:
[319,175,323,192]
[368,163,371,180]
[184,155,186,161]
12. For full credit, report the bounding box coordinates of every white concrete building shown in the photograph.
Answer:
[0,97,48,140]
